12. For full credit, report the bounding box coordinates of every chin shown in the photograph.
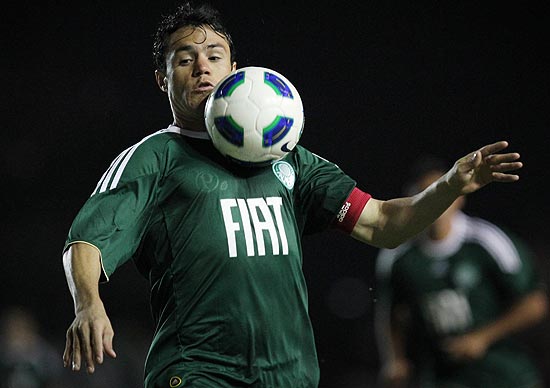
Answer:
[196,98,209,117]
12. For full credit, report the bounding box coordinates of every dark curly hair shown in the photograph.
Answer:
[152,2,236,72]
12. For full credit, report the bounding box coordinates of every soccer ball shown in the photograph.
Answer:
[204,66,304,166]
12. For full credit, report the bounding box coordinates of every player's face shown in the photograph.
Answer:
[157,25,236,129]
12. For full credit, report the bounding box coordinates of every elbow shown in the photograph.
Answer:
[379,238,403,250]
[352,222,403,249]
[370,227,409,249]
[351,198,413,249]
[522,290,550,325]
[373,215,411,249]
[533,291,549,321]
[374,201,416,249]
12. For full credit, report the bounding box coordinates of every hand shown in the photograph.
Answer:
[63,303,116,374]
[441,331,490,361]
[447,141,522,195]
[379,358,412,388]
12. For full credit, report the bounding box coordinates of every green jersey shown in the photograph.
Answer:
[375,211,542,388]
[65,125,356,387]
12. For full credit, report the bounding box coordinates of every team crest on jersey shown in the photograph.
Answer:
[272,161,295,190]
[452,262,481,290]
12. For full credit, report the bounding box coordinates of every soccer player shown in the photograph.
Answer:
[62,2,524,387]
[375,156,547,388]
[0,306,63,387]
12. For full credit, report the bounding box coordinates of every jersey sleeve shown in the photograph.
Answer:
[64,132,170,281]
[498,233,540,296]
[290,146,357,235]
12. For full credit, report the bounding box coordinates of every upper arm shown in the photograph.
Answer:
[65,134,170,278]
[63,242,106,282]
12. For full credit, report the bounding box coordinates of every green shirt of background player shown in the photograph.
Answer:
[375,156,548,388]
[62,2,524,387]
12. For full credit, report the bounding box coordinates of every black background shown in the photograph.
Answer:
[2,1,549,386]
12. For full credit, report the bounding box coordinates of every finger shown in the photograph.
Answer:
[103,327,117,359]
[77,324,96,374]
[491,172,520,182]
[72,329,81,371]
[485,153,521,165]
[63,328,73,368]
[92,322,105,365]
[479,140,509,157]
[490,161,523,173]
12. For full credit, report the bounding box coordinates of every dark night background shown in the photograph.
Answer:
[2,1,549,387]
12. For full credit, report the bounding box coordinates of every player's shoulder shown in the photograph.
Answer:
[375,243,412,278]
[463,213,524,273]
[132,125,184,151]
[115,125,191,162]
[287,144,312,160]
[463,213,515,246]
[90,126,183,196]
[288,144,341,168]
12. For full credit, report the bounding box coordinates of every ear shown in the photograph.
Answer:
[155,70,168,92]
[231,62,237,71]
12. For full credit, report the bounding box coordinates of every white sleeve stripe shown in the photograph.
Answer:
[468,218,521,273]
[91,130,168,196]
[97,147,132,195]
[108,144,140,191]
[92,153,118,196]
[92,149,133,195]
[108,131,162,191]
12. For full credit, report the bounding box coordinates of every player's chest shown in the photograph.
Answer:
[399,253,485,294]
[160,156,295,203]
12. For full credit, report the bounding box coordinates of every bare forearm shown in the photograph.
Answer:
[352,142,522,248]
[443,290,548,360]
[62,243,116,373]
[478,290,548,345]
[391,142,522,244]
[385,183,457,245]
[378,307,412,387]
[360,176,459,248]
[63,242,103,311]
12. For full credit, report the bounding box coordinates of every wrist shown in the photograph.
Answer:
[441,169,463,197]
[74,293,103,313]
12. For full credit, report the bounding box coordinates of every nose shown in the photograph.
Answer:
[193,54,211,77]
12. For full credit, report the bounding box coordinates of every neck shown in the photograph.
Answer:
[427,217,453,241]
[174,115,207,132]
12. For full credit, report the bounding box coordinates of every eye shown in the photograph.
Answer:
[179,58,192,66]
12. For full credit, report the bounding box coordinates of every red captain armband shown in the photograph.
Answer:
[334,187,371,233]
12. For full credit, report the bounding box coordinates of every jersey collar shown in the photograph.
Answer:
[418,211,468,259]
[166,124,210,140]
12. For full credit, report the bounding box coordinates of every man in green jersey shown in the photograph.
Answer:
[62,2,524,387]
[375,156,547,388]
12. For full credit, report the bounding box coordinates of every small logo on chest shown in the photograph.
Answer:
[272,161,295,190]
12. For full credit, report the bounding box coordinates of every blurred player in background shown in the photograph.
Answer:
[61,2,524,387]
[0,306,62,388]
[375,155,547,388]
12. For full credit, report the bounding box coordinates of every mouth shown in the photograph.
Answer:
[194,81,215,93]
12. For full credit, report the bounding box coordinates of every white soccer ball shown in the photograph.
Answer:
[205,66,304,166]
